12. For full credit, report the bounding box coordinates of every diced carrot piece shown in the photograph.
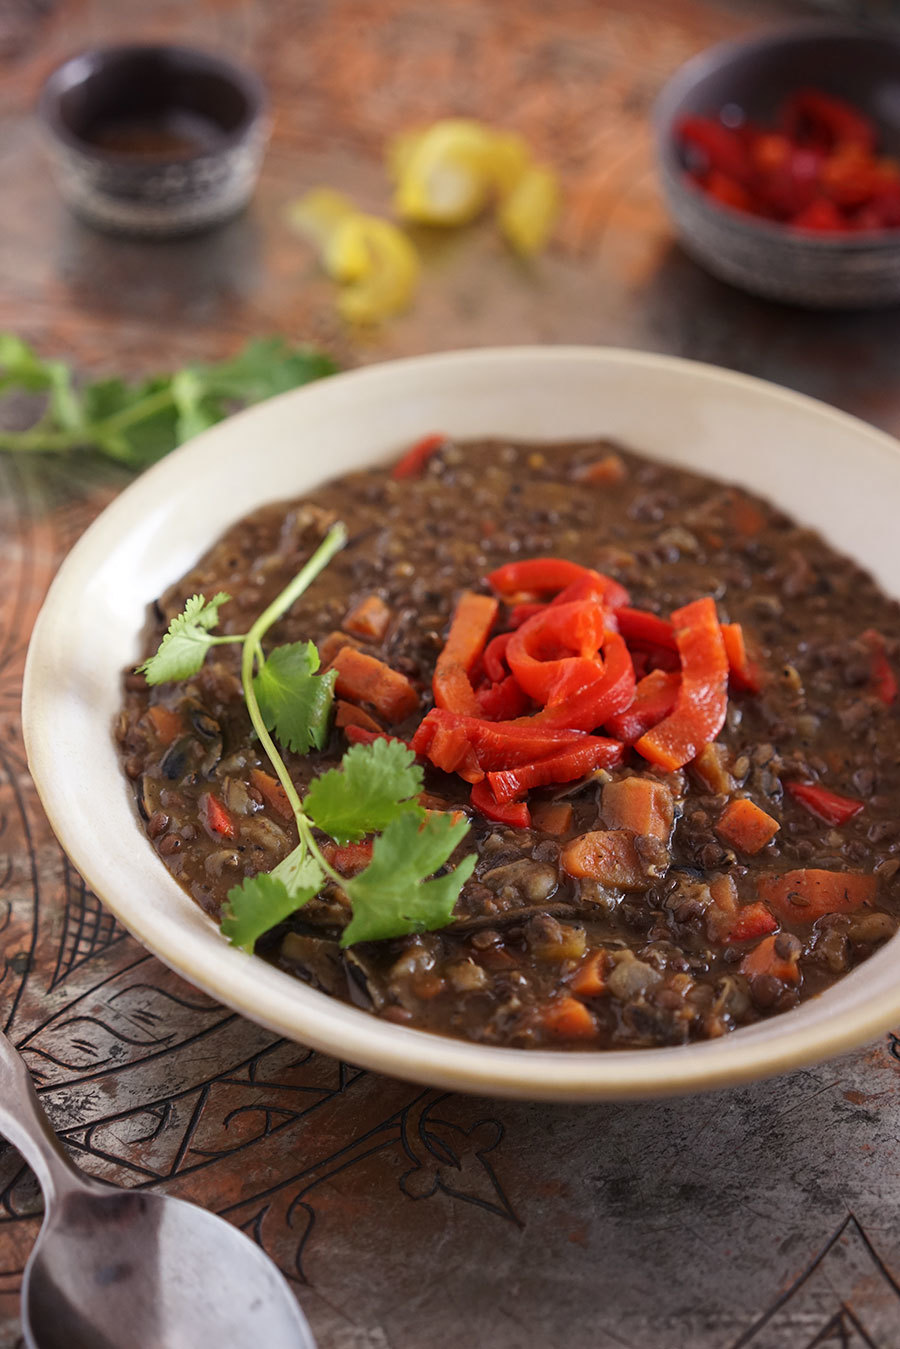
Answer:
[202,792,236,839]
[692,743,734,795]
[146,703,183,746]
[569,950,609,997]
[730,496,766,537]
[716,798,780,854]
[740,934,800,984]
[423,807,466,826]
[323,841,373,876]
[758,869,877,924]
[705,871,740,941]
[319,630,363,665]
[723,900,778,943]
[560,830,646,889]
[335,699,382,733]
[419,791,453,811]
[709,872,739,912]
[532,801,574,835]
[416,792,466,826]
[541,995,598,1039]
[249,768,293,820]
[601,777,674,840]
[343,594,392,642]
[332,647,419,723]
[575,453,626,485]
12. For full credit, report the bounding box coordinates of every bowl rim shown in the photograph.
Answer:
[22,344,900,1102]
[654,18,900,250]
[38,42,268,165]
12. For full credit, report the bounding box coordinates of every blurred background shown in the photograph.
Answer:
[5,6,900,1347]
[1,0,899,432]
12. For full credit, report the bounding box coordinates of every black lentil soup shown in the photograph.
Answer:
[116,437,900,1050]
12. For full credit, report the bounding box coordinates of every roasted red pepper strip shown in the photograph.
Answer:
[508,603,547,628]
[506,570,629,626]
[551,570,630,611]
[322,841,374,875]
[862,628,897,705]
[523,631,636,731]
[203,793,236,840]
[507,600,610,704]
[470,778,531,828]
[487,558,597,597]
[426,721,484,783]
[604,669,680,744]
[792,198,847,231]
[723,901,778,943]
[634,597,728,771]
[487,737,623,803]
[391,432,446,479]
[433,590,499,717]
[721,621,761,693]
[786,781,863,826]
[616,606,677,651]
[783,89,876,153]
[677,115,752,181]
[412,709,585,770]
[483,631,513,683]
[476,675,530,720]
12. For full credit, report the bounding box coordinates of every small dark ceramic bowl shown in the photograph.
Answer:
[655,24,900,308]
[39,45,269,238]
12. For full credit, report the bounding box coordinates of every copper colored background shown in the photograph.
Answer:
[3,1,900,1345]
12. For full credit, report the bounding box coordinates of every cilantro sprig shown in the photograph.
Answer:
[0,334,336,467]
[140,522,473,954]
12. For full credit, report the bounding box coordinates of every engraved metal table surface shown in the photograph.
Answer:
[3,1,900,1346]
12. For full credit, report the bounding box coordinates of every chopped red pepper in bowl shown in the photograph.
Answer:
[676,90,900,234]
[656,27,900,307]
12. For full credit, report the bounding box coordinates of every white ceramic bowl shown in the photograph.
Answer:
[22,347,900,1101]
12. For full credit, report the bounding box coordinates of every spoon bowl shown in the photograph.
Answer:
[0,1030,315,1349]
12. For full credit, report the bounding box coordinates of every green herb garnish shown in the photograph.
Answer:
[140,523,473,953]
[0,334,336,466]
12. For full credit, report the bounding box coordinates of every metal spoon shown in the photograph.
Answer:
[0,1029,316,1349]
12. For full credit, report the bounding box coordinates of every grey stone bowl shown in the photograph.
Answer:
[39,44,269,239]
[654,23,900,309]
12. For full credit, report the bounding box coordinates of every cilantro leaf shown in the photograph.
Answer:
[0,333,337,465]
[81,375,181,466]
[341,812,474,946]
[305,738,424,844]
[188,337,338,405]
[253,641,337,753]
[139,593,231,685]
[221,847,325,953]
[0,333,83,432]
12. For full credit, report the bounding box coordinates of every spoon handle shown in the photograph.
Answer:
[0,1029,85,1204]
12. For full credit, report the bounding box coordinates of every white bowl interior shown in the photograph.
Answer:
[23,347,900,1100]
